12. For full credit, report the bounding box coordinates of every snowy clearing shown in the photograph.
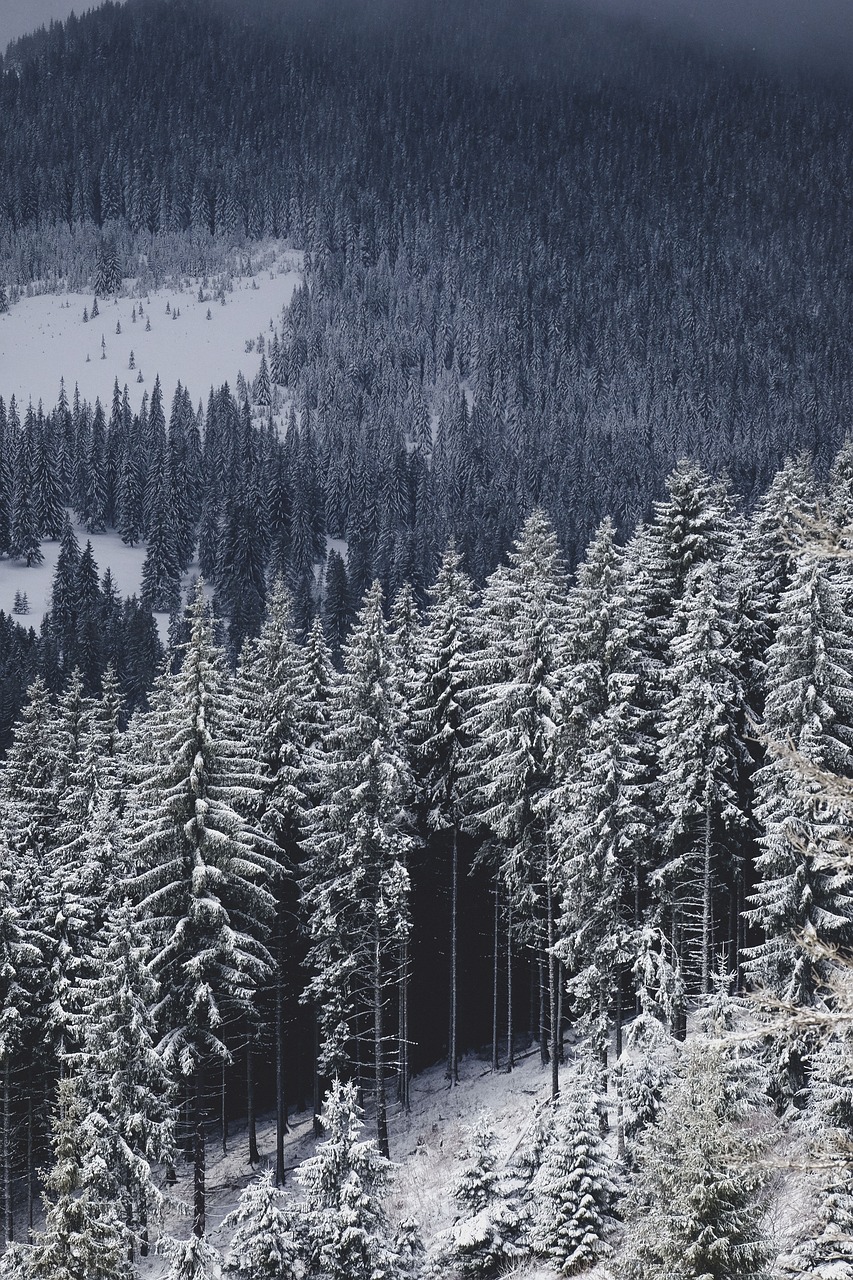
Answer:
[138,1049,561,1279]
[0,247,302,414]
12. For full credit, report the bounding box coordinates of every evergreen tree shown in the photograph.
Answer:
[624,1041,770,1280]
[24,1076,128,1280]
[431,1114,525,1278]
[528,1088,617,1275]
[658,564,749,994]
[126,584,276,1234]
[461,510,567,1093]
[302,582,413,1157]
[746,550,853,1007]
[296,1079,402,1280]
[223,1169,299,1280]
[412,542,476,1084]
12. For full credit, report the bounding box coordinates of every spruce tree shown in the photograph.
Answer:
[528,1088,617,1275]
[624,1041,770,1280]
[223,1169,299,1280]
[302,582,413,1157]
[125,583,276,1234]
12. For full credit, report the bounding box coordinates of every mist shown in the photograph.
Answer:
[572,0,853,76]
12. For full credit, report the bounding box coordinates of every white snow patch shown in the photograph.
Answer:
[0,249,302,414]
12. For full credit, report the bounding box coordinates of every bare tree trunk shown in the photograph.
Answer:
[247,1045,259,1166]
[3,1060,11,1244]
[492,881,500,1072]
[313,1012,322,1139]
[275,941,286,1181]
[221,1059,227,1156]
[26,1092,33,1241]
[538,955,548,1067]
[398,939,410,1111]
[702,802,712,996]
[448,826,459,1085]
[506,899,514,1072]
[615,976,625,1161]
[193,1071,206,1238]
[557,961,565,1064]
[547,872,559,1101]
[373,924,390,1159]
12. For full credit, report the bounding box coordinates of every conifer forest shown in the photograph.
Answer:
[2,0,853,1276]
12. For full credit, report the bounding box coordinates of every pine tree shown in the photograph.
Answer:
[746,550,853,1009]
[302,582,413,1157]
[658,564,749,995]
[75,901,176,1257]
[126,584,276,1234]
[165,1234,222,1280]
[223,1169,299,1280]
[24,1076,128,1280]
[528,1088,617,1275]
[296,1079,402,1280]
[624,1041,770,1280]
[412,542,476,1085]
[431,1114,525,1278]
[461,510,567,1093]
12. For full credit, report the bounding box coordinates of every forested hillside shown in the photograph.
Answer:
[2,1,853,1277]
[3,0,853,575]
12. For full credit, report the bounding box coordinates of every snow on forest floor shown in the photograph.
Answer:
[0,243,302,415]
[0,514,202,640]
[138,1049,562,1278]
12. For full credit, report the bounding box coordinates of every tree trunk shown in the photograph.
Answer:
[492,881,500,1072]
[506,899,514,1072]
[399,939,410,1110]
[221,1059,227,1156]
[373,924,390,1159]
[615,976,625,1161]
[547,872,559,1101]
[313,1012,322,1138]
[448,825,459,1085]
[557,961,565,1064]
[193,1071,206,1238]
[275,916,288,1180]
[702,801,712,996]
[247,1045,259,1166]
[3,1060,11,1245]
[27,1093,33,1241]
[538,955,548,1067]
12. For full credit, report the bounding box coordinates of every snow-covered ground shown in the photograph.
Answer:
[141,1048,560,1279]
[0,247,302,415]
[0,516,202,640]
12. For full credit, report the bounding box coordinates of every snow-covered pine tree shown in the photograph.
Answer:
[0,857,48,1245]
[555,518,652,1092]
[746,549,853,1015]
[75,900,176,1260]
[528,1087,617,1275]
[411,542,476,1086]
[624,1040,770,1280]
[302,582,413,1157]
[125,583,276,1234]
[657,562,749,995]
[296,1078,401,1280]
[223,1169,299,1280]
[430,1113,525,1278]
[229,578,307,1180]
[24,1076,128,1280]
[165,1233,222,1280]
[461,509,567,1094]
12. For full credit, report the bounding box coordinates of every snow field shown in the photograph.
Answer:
[0,248,302,417]
[138,1050,559,1278]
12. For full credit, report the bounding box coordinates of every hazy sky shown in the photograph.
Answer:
[576,0,853,73]
[0,0,118,54]
[3,0,853,74]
